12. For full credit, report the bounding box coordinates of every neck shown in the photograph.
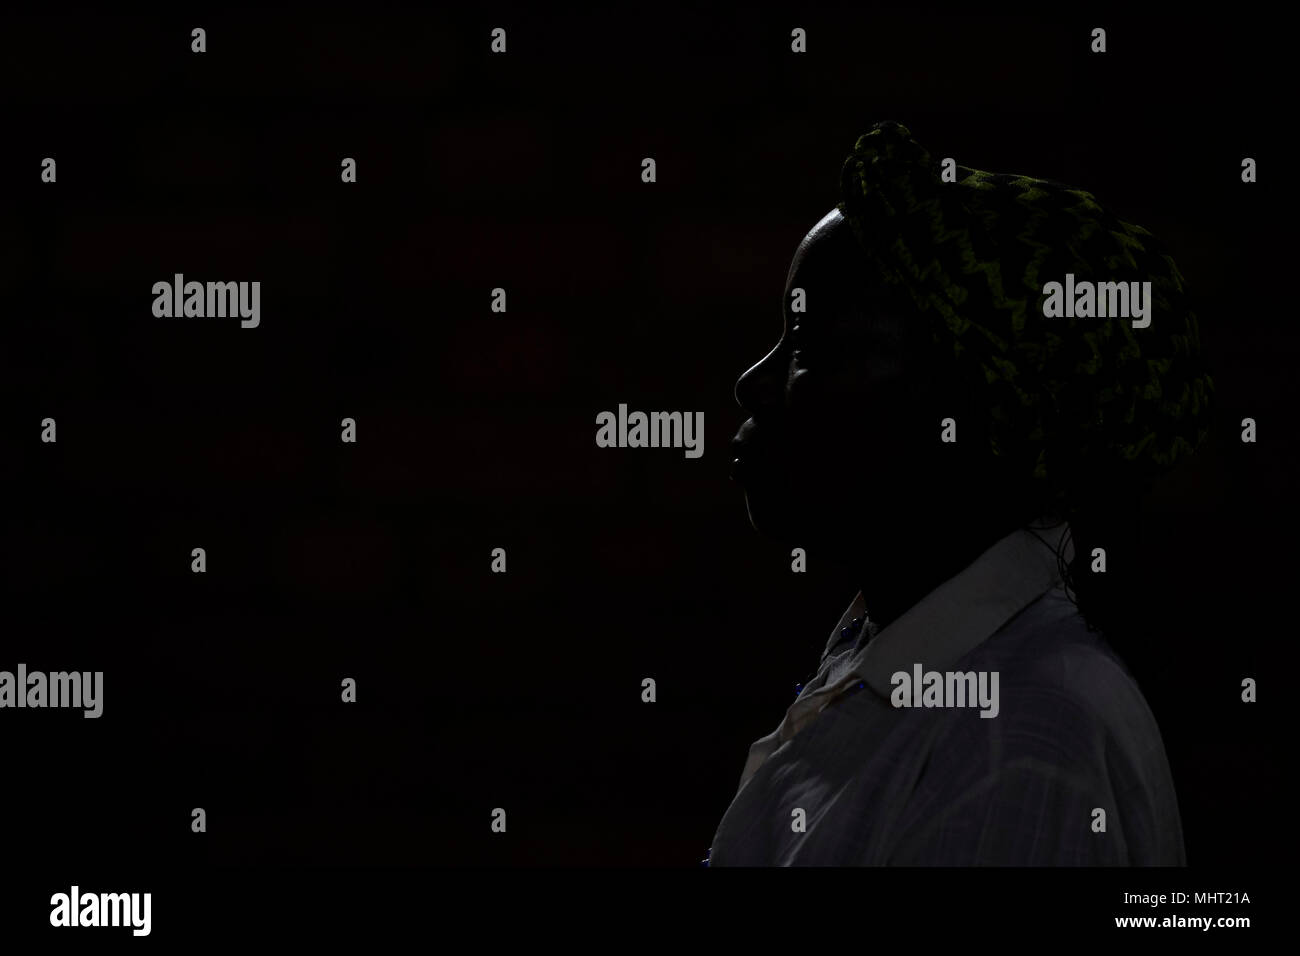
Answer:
[857,519,1012,632]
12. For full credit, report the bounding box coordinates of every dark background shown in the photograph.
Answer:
[0,7,1287,869]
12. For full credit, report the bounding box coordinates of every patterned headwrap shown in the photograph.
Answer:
[837,120,1213,514]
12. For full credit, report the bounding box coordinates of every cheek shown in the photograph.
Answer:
[781,394,935,502]
[786,366,866,422]
[787,367,911,436]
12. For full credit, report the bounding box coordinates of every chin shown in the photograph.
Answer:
[743,488,860,565]
[741,489,801,546]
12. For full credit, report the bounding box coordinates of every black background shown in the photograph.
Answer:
[0,5,1287,882]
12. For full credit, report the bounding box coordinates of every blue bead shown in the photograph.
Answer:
[794,683,803,695]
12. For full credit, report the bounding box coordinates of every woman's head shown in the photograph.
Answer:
[731,121,1213,628]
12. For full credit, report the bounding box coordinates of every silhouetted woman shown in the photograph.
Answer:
[711,121,1212,866]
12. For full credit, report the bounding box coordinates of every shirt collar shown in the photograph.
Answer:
[788,521,1074,733]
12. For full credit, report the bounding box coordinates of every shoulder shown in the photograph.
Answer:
[986,588,1152,717]
[937,588,1168,769]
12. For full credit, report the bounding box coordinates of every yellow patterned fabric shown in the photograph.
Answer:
[837,120,1213,511]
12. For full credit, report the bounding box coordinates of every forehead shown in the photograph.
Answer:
[784,209,915,336]
[785,209,850,291]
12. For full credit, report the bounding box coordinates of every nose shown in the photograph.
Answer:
[733,342,786,413]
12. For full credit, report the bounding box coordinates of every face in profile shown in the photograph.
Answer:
[730,208,975,569]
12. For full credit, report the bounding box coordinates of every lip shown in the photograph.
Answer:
[729,433,749,478]
[729,433,762,483]
[731,417,760,451]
